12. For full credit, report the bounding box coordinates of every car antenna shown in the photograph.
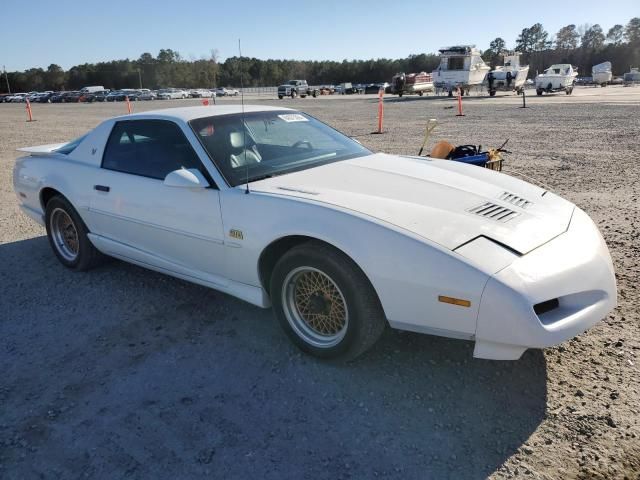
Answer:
[239,38,249,195]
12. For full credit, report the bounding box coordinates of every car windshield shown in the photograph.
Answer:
[190,110,370,187]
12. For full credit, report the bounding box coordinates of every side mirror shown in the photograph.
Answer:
[163,168,209,188]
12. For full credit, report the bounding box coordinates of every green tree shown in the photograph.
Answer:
[555,24,580,49]
[45,64,65,90]
[606,24,624,45]
[485,37,506,66]
[625,17,640,44]
[581,24,605,49]
[516,23,550,53]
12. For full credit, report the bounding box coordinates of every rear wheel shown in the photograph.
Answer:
[536,89,543,96]
[270,242,386,360]
[278,95,283,99]
[45,196,103,271]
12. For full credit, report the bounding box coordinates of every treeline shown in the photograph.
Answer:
[1,50,440,92]
[485,17,640,77]
[3,17,639,93]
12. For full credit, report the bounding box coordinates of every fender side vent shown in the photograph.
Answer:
[534,298,560,316]
[499,191,532,208]
[468,202,519,222]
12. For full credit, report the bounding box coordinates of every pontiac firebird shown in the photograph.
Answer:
[13,106,617,360]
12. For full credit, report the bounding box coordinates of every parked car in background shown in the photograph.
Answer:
[215,87,239,97]
[10,93,29,103]
[364,83,387,94]
[190,89,214,98]
[86,90,111,102]
[336,83,358,95]
[64,91,85,103]
[80,85,106,93]
[106,90,140,102]
[34,92,57,103]
[277,80,318,99]
[138,90,157,101]
[157,88,188,100]
[51,92,70,103]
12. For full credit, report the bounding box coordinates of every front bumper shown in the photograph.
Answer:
[473,207,617,360]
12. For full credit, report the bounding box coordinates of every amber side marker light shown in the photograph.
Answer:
[438,295,471,307]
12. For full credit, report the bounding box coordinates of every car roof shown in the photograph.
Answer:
[116,105,296,122]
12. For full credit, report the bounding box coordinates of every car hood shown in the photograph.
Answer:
[250,153,574,254]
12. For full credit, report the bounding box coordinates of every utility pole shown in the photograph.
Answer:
[138,69,142,89]
[3,65,10,94]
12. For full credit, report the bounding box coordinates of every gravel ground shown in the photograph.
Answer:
[1,87,639,479]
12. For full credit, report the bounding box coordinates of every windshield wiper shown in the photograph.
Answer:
[247,173,280,183]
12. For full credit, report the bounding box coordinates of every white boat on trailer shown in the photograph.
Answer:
[623,67,640,84]
[535,64,578,95]
[487,53,529,97]
[592,62,612,87]
[432,45,490,96]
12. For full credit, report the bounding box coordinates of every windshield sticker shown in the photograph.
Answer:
[278,114,308,123]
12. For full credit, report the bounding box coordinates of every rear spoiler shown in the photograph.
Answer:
[16,143,67,156]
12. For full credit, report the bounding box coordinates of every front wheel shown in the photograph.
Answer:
[278,95,283,99]
[45,196,103,271]
[536,89,543,96]
[270,242,386,360]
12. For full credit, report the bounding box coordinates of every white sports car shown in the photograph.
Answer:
[13,106,617,360]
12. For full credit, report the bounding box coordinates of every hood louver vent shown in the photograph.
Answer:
[499,191,532,209]
[469,202,519,222]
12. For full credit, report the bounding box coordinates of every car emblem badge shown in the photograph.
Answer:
[229,229,243,240]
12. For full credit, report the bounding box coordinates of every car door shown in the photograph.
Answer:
[88,119,227,282]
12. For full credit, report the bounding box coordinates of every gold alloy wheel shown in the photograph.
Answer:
[282,266,349,348]
[50,208,79,262]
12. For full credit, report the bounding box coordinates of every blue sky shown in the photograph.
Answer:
[1,0,637,71]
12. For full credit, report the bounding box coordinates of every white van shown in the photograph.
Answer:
[80,86,106,93]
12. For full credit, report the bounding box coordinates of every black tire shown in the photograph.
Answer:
[489,90,496,97]
[278,95,283,99]
[418,91,423,96]
[270,241,386,360]
[536,89,543,96]
[300,95,307,98]
[45,195,103,271]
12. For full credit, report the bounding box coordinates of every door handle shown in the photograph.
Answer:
[94,185,110,192]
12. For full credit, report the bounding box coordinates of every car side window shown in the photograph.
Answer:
[102,120,206,181]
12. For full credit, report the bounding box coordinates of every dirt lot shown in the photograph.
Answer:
[1,87,639,479]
